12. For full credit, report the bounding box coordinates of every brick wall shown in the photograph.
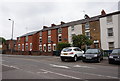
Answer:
[6,40,16,50]
[82,20,101,48]
[42,31,48,51]
[51,29,58,50]
[32,32,39,51]
[62,27,68,43]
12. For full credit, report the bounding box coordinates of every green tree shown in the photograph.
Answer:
[72,34,92,49]
[0,37,6,44]
[57,42,71,51]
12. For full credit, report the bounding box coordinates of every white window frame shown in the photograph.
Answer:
[86,45,91,50]
[48,44,51,52]
[85,30,90,39]
[0,45,2,49]
[18,44,20,50]
[58,34,62,42]
[107,28,113,37]
[85,22,90,29]
[43,44,46,52]
[39,37,42,43]
[71,26,74,31]
[22,44,24,51]
[107,16,113,24]
[30,43,32,51]
[48,30,51,35]
[26,43,28,51]
[18,37,20,42]
[108,42,114,50]
[40,31,42,36]
[58,28,62,33]
[9,44,10,49]
[53,44,56,51]
[39,45,42,51]
[48,36,51,43]
[26,36,28,42]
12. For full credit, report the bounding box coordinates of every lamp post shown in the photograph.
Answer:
[8,19,14,40]
[8,19,14,54]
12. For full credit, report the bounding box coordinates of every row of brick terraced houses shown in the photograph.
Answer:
[15,10,120,53]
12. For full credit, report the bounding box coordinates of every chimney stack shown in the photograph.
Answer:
[84,14,90,19]
[51,24,56,27]
[43,26,48,29]
[61,21,65,25]
[101,9,106,15]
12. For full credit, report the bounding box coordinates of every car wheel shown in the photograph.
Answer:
[108,60,112,64]
[97,58,101,63]
[73,55,77,62]
[101,57,103,60]
[61,57,65,62]
[82,60,85,62]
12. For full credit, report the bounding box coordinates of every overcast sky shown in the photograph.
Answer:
[0,0,119,40]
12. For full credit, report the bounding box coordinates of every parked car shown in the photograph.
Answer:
[82,49,103,63]
[108,48,120,64]
[60,47,84,62]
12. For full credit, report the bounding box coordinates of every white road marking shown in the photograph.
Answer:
[40,69,81,79]
[50,64,70,69]
[2,64,39,75]
[2,64,20,70]
[84,72,119,79]
[37,71,48,74]
[73,65,96,69]
[70,70,119,79]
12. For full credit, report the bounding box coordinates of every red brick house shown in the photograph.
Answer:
[6,39,17,51]
[16,10,111,54]
[38,22,69,52]
[16,31,39,51]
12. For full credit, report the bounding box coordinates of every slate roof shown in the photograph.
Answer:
[19,31,39,37]
[41,15,101,31]
[100,11,120,18]
[18,11,120,37]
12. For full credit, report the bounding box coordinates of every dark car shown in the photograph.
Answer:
[82,49,103,63]
[108,48,120,64]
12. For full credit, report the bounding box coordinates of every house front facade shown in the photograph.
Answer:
[16,31,39,51]
[38,22,69,52]
[15,10,120,54]
[100,11,120,50]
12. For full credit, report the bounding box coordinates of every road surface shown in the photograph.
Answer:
[1,54,120,81]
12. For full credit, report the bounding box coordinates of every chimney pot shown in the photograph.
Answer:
[43,26,48,29]
[61,21,65,25]
[101,9,106,15]
[84,14,90,19]
[51,24,56,27]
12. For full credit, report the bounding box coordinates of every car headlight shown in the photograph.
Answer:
[94,54,98,57]
[109,56,113,58]
[83,54,85,57]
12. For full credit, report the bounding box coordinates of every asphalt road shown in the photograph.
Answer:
[1,54,120,81]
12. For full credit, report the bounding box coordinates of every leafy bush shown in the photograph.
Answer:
[57,42,71,51]
[72,34,92,49]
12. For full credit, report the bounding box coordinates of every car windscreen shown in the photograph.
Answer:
[111,49,120,55]
[62,48,72,52]
[85,49,99,54]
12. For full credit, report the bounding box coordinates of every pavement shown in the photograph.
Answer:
[1,54,120,81]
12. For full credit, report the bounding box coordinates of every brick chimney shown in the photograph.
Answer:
[43,26,48,29]
[101,9,106,15]
[61,21,65,25]
[84,14,90,19]
[51,24,56,27]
